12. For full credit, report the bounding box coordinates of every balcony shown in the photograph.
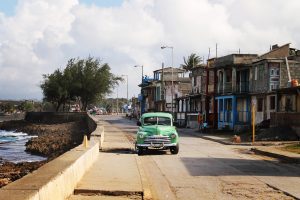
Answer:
[218,82,232,94]
[236,81,249,93]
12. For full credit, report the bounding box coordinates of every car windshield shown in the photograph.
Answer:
[143,116,171,126]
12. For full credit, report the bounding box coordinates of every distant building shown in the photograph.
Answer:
[138,67,191,114]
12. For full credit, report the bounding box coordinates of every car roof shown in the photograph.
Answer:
[141,112,172,118]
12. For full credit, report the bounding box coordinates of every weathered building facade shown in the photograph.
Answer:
[250,43,300,124]
[215,54,257,131]
[139,67,190,114]
[139,43,300,133]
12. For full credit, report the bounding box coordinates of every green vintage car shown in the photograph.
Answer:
[135,112,179,155]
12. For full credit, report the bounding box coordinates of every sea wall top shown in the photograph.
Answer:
[25,112,88,124]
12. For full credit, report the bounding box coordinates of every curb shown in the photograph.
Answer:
[199,135,253,146]
[184,131,250,146]
[198,135,233,145]
[251,148,300,164]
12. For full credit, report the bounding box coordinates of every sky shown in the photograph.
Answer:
[0,0,300,100]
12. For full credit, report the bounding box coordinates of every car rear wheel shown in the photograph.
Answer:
[170,144,179,154]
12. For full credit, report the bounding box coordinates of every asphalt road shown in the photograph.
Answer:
[98,115,300,200]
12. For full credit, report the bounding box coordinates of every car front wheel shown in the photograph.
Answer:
[137,147,144,156]
[170,144,179,154]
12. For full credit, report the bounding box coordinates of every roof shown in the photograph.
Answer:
[141,112,172,119]
[259,43,290,59]
[213,54,258,68]
[154,67,185,73]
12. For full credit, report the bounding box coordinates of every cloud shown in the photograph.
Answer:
[0,0,300,100]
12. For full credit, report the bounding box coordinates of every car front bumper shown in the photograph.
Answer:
[136,143,177,148]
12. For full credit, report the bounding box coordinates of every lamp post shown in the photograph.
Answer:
[116,86,119,115]
[134,65,144,83]
[134,65,144,116]
[121,74,129,106]
[161,46,174,115]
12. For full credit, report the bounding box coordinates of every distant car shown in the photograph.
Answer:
[135,112,179,155]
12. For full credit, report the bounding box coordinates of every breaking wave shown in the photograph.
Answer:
[0,130,46,163]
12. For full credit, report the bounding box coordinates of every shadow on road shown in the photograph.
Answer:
[181,157,300,177]
[138,149,171,156]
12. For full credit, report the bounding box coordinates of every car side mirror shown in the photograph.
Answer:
[137,121,142,126]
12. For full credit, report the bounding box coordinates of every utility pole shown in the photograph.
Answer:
[121,74,129,106]
[116,87,119,115]
[161,46,174,116]
[216,43,218,59]
[205,48,210,124]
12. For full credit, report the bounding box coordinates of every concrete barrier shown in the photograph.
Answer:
[87,115,104,149]
[0,114,101,200]
[0,113,25,122]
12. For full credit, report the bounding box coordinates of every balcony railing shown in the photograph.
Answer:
[218,82,232,94]
[236,81,249,93]
[217,81,250,94]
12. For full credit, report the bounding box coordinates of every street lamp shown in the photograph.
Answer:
[161,46,174,115]
[116,86,119,115]
[121,74,129,106]
[134,65,144,84]
[134,65,144,116]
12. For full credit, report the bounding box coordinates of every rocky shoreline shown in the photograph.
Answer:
[0,120,89,188]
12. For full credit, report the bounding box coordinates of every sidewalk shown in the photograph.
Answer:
[251,146,300,164]
[178,127,300,163]
[68,121,143,200]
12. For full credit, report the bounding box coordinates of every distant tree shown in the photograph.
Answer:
[41,69,69,111]
[41,57,122,111]
[42,101,55,112]
[1,103,14,113]
[181,53,202,72]
[20,101,35,112]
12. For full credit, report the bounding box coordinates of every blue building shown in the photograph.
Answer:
[215,54,257,131]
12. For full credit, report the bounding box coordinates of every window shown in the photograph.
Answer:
[270,96,275,110]
[257,98,263,112]
[270,69,274,75]
[219,100,223,111]
[219,71,223,82]
[255,67,258,80]
[225,69,232,82]
[193,76,197,86]
[258,66,264,80]
[156,86,161,101]
[209,71,214,84]
[143,116,171,126]
[226,98,232,111]
[270,84,279,90]
[276,69,280,76]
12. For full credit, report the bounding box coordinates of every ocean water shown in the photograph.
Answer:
[0,130,47,163]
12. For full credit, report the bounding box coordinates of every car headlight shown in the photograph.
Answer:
[170,133,177,139]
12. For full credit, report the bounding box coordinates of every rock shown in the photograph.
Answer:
[0,120,90,188]
[232,135,241,143]
[0,178,10,187]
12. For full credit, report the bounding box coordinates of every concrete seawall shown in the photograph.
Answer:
[0,113,102,200]
[0,113,25,122]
